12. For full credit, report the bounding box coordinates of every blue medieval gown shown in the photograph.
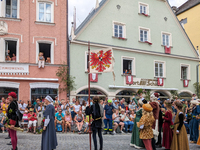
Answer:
[41,104,58,150]
[189,105,200,142]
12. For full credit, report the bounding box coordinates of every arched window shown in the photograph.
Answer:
[116,90,136,103]
[77,88,107,103]
[179,92,192,100]
[154,91,169,101]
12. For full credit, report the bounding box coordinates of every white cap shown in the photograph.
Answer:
[45,95,53,103]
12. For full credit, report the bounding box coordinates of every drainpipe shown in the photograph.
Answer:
[197,64,200,98]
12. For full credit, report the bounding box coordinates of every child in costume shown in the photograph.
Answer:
[137,104,155,150]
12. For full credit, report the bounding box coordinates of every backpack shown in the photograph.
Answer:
[14,102,23,121]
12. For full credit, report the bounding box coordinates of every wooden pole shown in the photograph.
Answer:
[88,41,92,150]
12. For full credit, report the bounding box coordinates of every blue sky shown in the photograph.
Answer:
[68,0,187,31]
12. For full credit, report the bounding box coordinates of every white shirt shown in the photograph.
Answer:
[74,105,81,112]
[19,103,27,114]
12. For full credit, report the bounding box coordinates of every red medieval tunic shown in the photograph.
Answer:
[149,102,160,129]
[162,110,173,149]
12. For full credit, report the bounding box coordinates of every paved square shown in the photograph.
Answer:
[0,132,199,150]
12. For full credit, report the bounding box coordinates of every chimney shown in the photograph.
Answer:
[95,0,99,9]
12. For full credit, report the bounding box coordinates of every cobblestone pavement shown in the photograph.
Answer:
[0,132,200,150]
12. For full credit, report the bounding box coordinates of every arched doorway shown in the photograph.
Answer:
[116,90,136,103]
[154,91,170,101]
[76,88,107,104]
[179,92,192,101]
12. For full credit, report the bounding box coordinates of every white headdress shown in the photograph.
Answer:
[138,98,144,106]
[45,95,53,103]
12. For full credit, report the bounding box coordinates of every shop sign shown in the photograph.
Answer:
[0,63,29,75]
[129,78,158,86]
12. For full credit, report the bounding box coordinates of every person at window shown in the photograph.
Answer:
[6,55,11,61]
[123,69,128,74]
[128,69,132,75]
[46,57,51,64]
[137,104,155,150]
[0,108,5,133]
[38,52,45,68]
[7,92,19,150]
[120,109,134,133]
[27,108,37,134]
[12,54,16,61]
[74,110,84,134]
[55,109,64,133]
[64,110,72,133]
[112,109,124,134]
[171,101,189,150]
[103,99,114,135]
[41,95,57,150]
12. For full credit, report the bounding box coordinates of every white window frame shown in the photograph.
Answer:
[2,38,19,62]
[36,0,54,23]
[154,60,166,78]
[138,2,149,15]
[0,0,20,18]
[113,21,126,38]
[36,40,54,64]
[139,26,151,42]
[180,64,190,80]
[121,56,136,76]
[161,31,172,47]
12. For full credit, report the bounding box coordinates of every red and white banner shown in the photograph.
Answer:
[183,80,189,87]
[90,48,114,73]
[90,73,98,82]
[165,46,171,54]
[126,76,133,85]
[157,78,164,86]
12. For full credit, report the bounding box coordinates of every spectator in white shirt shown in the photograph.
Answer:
[73,100,81,115]
[112,109,124,134]
[18,100,27,114]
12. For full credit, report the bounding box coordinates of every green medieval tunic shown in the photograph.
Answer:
[130,108,144,148]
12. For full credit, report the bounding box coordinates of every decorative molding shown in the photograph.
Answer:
[0,81,20,88]
[0,21,8,35]
[0,77,59,81]
[7,33,23,43]
[33,36,57,45]
[72,40,199,62]
[30,82,59,89]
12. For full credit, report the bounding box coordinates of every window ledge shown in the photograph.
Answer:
[161,45,173,48]
[112,36,127,40]
[5,61,17,63]
[138,40,152,45]
[154,77,166,79]
[121,74,136,77]
[138,13,150,17]
[85,71,102,74]
[180,79,191,81]
[0,17,21,22]
[35,21,55,26]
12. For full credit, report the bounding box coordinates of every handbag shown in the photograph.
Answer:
[152,119,159,140]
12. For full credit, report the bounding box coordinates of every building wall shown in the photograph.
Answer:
[0,0,68,102]
[177,4,200,52]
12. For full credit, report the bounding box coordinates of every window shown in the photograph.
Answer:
[162,32,172,47]
[180,18,187,29]
[5,0,18,18]
[39,43,51,62]
[140,4,147,14]
[38,2,52,22]
[155,62,164,77]
[181,66,187,80]
[140,29,148,42]
[122,57,135,75]
[139,2,149,15]
[113,22,126,38]
[5,40,17,62]
[162,34,169,46]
